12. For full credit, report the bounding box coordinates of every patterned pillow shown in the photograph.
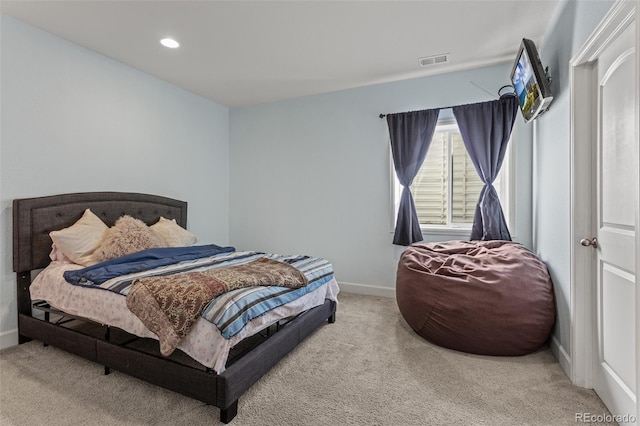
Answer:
[92,215,164,263]
[49,209,108,266]
[150,217,198,247]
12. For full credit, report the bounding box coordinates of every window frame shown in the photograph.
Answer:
[389,119,515,236]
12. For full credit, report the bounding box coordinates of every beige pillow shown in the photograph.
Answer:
[49,209,108,266]
[150,217,198,247]
[49,243,72,263]
[92,215,164,263]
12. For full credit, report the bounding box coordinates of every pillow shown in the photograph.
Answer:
[150,217,198,247]
[92,215,164,263]
[49,209,108,266]
[49,243,72,263]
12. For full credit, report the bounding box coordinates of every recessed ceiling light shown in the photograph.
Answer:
[160,38,179,49]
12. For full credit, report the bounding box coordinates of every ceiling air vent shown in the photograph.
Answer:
[419,53,449,67]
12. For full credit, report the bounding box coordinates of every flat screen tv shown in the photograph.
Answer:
[510,38,553,123]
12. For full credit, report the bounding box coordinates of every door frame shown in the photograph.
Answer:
[569,0,639,403]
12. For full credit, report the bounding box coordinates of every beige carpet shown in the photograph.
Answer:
[0,293,610,425]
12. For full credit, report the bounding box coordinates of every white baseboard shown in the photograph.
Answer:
[337,281,396,299]
[550,334,572,379]
[0,329,18,350]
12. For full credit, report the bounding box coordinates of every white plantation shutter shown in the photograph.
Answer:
[451,134,483,223]
[411,132,448,225]
[409,125,485,226]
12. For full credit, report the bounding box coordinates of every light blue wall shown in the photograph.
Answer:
[0,16,230,345]
[534,0,615,356]
[229,62,533,289]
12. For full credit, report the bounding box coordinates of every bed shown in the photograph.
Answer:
[12,191,338,423]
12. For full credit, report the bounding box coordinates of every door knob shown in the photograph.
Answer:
[580,237,598,248]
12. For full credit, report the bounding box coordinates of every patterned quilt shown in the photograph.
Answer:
[127,257,309,355]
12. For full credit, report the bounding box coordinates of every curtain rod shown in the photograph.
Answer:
[379,103,461,119]
[379,88,515,119]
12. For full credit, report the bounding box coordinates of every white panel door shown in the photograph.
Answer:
[593,21,637,424]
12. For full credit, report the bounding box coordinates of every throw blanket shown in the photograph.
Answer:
[64,244,236,286]
[126,258,309,356]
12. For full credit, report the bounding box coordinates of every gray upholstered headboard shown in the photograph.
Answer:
[13,192,188,274]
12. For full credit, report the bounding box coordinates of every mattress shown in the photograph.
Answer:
[31,260,340,373]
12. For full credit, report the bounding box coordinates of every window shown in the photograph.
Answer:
[392,120,512,233]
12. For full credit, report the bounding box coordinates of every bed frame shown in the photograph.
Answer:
[13,192,337,423]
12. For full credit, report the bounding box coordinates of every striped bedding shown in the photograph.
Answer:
[203,254,335,338]
[65,249,335,339]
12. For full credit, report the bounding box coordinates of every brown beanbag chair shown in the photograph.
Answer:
[396,240,555,356]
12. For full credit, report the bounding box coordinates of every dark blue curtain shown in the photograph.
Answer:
[452,95,518,241]
[387,109,440,246]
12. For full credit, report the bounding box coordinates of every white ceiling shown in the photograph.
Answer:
[1,0,561,108]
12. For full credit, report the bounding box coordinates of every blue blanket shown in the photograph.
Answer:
[64,244,235,286]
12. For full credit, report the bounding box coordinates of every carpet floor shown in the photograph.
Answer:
[0,292,610,425]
